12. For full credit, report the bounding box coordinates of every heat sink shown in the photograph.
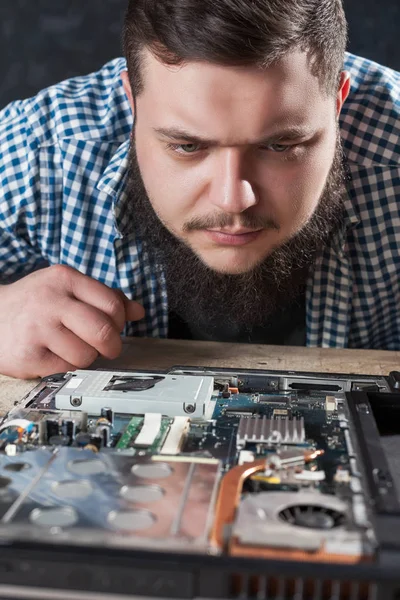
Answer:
[237,416,305,448]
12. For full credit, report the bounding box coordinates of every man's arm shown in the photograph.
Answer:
[0,101,144,379]
[0,100,46,282]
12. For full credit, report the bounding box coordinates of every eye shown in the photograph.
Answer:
[167,142,202,154]
[265,143,292,153]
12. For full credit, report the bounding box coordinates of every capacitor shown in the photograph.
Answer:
[100,407,113,425]
[95,423,111,447]
[46,419,59,440]
[80,412,88,433]
[61,420,76,443]
[38,420,47,445]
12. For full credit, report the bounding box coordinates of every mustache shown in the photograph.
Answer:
[183,213,280,232]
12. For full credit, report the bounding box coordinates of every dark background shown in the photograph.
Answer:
[1,0,400,109]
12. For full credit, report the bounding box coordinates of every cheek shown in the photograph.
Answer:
[134,137,190,226]
[258,144,335,232]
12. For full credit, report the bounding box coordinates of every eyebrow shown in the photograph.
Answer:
[153,125,315,147]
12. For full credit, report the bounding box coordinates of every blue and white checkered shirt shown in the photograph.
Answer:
[1,53,399,349]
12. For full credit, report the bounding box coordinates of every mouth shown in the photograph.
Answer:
[208,227,262,235]
[204,228,263,246]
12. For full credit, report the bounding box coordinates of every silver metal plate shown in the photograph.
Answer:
[0,448,221,553]
[55,371,215,418]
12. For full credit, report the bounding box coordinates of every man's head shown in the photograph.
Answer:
[123,0,348,97]
[120,0,350,330]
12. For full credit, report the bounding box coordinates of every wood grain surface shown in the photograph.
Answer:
[0,337,398,413]
[92,337,400,376]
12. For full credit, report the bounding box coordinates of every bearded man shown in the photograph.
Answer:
[0,0,399,378]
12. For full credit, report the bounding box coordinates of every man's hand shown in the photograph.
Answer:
[0,265,145,379]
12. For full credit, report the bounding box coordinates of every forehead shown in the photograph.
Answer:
[137,49,335,140]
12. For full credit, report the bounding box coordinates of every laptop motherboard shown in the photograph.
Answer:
[0,367,399,599]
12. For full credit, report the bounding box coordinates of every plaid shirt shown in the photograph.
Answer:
[1,53,399,349]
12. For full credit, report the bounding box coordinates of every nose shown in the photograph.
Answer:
[208,149,258,213]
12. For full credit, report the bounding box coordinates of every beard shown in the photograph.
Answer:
[124,135,346,337]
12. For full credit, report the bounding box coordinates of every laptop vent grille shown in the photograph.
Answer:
[229,574,377,600]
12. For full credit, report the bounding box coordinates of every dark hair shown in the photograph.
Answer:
[123,0,347,97]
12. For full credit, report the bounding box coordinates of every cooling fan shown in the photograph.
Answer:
[231,491,362,560]
[278,503,346,530]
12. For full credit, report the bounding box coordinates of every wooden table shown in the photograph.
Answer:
[1,336,400,486]
[0,337,399,414]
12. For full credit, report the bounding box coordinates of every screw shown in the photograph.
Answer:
[184,404,195,414]
[71,397,82,407]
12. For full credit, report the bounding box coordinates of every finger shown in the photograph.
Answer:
[122,298,145,322]
[61,268,127,332]
[46,325,99,369]
[60,300,122,360]
[112,291,145,330]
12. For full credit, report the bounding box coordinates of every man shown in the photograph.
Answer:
[0,0,399,379]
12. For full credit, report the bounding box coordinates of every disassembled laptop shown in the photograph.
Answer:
[0,366,400,599]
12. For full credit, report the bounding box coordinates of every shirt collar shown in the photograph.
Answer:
[331,208,358,259]
[331,155,361,258]
[96,138,130,237]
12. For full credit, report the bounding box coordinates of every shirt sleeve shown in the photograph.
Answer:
[0,100,48,283]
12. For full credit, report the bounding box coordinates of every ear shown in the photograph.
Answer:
[121,70,135,113]
[336,71,351,116]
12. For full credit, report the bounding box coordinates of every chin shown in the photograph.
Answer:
[197,248,267,275]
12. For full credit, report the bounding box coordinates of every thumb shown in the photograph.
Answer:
[124,298,145,322]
